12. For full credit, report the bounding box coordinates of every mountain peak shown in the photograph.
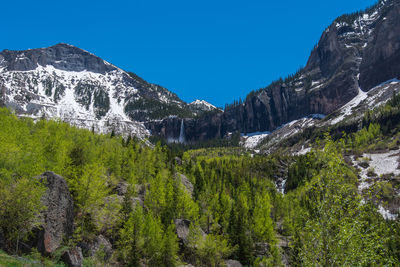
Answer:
[0,44,116,74]
[190,99,218,111]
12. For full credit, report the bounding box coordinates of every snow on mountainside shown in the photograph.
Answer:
[189,99,218,111]
[0,43,193,138]
[242,78,400,153]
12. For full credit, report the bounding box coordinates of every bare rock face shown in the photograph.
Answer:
[359,0,400,91]
[35,171,74,255]
[62,247,83,267]
[1,43,115,74]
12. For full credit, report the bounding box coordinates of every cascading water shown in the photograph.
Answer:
[178,119,186,144]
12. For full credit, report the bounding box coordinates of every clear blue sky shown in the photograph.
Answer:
[1,0,377,107]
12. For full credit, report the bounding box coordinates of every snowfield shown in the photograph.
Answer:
[355,150,400,220]
[330,87,367,125]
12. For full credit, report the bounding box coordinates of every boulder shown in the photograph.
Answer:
[174,219,191,246]
[88,235,113,261]
[174,219,205,247]
[35,171,74,255]
[225,259,243,267]
[62,247,83,267]
[178,173,194,196]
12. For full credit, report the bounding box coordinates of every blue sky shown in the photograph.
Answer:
[2,0,377,107]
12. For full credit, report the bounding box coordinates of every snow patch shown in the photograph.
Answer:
[242,131,271,149]
[356,150,400,192]
[378,205,398,220]
[330,87,367,125]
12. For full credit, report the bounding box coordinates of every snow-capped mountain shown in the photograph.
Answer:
[189,99,218,112]
[0,43,193,138]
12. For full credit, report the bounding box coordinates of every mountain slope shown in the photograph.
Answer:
[0,43,200,137]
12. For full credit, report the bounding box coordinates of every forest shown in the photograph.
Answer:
[0,103,399,266]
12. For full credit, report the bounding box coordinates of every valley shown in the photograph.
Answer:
[1,0,400,266]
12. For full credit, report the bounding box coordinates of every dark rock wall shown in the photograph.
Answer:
[359,1,400,90]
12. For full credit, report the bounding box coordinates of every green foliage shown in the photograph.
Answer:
[351,123,381,148]
[288,137,397,266]
[118,206,179,266]
[0,106,400,266]
[0,177,46,253]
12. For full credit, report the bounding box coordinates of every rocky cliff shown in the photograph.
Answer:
[148,0,400,142]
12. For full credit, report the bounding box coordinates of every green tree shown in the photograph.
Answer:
[0,177,46,254]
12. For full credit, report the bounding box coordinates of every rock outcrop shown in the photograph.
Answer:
[178,173,194,196]
[35,171,74,255]
[174,219,205,248]
[62,247,83,267]
[359,1,400,90]
[1,43,114,74]
[87,235,113,261]
[174,219,192,247]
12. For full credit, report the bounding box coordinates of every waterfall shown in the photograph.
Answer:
[178,119,186,144]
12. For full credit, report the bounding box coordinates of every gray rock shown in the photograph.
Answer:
[359,1,400,91]
[178,173,194,196]
[35,171,74,255]
[62,247,83,267]
[174,219,205,247]
[225,259,243,267]
[174,219,191,246]
[1,43,115,74]
[88,235,113,261]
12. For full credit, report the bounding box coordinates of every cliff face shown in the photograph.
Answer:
[359,1,400,90]
[149,0,400,142]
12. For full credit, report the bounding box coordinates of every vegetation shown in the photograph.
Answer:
[0,104,400,266]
